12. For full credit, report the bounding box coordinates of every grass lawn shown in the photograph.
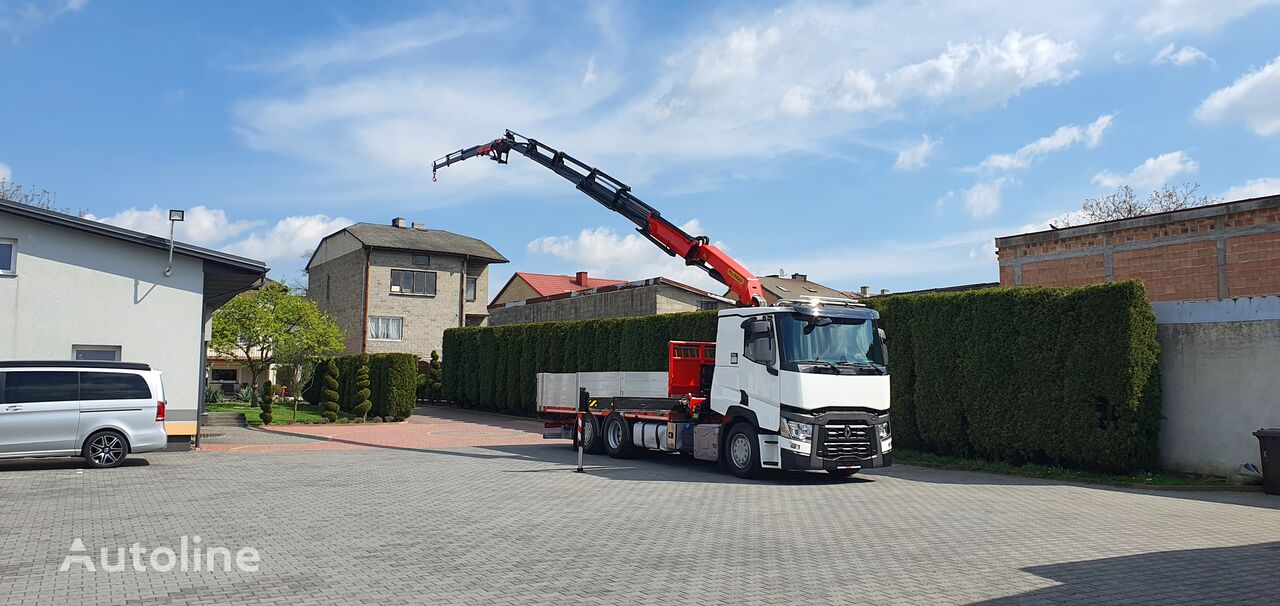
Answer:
[205,401,358,425]
[893,448,1230,487]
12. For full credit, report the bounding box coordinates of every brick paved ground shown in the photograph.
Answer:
[1,406,1277,605]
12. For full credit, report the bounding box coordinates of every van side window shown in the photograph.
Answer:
[80,372,152,400]
[4,371,79,403]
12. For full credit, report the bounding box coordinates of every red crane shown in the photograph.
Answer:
[432,130,766,307]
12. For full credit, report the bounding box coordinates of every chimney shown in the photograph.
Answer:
[860,285,870,296]
[575,271,589,286]
[880,289,890,296]
[411,222,426,230]
[392,217,407,228]
[791,273,807,282]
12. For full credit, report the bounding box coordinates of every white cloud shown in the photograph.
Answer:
[1152,43,1211,66]
[1195,55,1280,136]
[582,57,598,87]
[240,15,499,73]
[1137,0,1278,35]
[1221,177,1280,200]
[0,0,87,39]
[961,178,1014,217]
[0,162,11,183]
[1092,151,1198,189]
[893,135,938,171]
[224,214,352,270]
[526,219,726,293]
[85,205,262,247]
[975,114,1113,171]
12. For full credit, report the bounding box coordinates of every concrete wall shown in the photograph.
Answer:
[490,277,541,306]
[489,281,730,326]
[1154,296,1280,475]
[996,197,1280,301]
[306,247,368,355]
[0,213,206,436]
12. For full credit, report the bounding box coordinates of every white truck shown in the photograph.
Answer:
[434,131,892,478]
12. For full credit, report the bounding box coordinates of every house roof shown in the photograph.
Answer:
[489,276,731,309]
[724,274,851,302]
[340,222,508,263]
[514,271,627,297]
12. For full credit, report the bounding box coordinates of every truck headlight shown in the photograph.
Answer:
[781,419,813,441]
[877,422,891,440]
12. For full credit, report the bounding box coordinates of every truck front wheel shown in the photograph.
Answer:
[724,423,762,479]
[603,413,635,459]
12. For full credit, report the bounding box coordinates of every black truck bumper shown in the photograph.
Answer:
[778,408,892,471]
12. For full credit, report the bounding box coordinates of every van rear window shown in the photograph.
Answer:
[4,371,79,403]
[80,372,152,400]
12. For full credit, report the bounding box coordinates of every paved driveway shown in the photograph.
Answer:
[1,407,1277,605]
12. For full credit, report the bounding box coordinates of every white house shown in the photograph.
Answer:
[0,199,267,447]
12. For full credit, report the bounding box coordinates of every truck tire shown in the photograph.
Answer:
[581,413,605,454]
[724,423,762,479]
[603,413,635,459]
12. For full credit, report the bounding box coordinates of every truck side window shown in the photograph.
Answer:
[743,324,774,365]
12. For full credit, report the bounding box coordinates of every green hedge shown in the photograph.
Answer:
[865,281,1161,472]
[442,311,718,414]
[303,353,419,421]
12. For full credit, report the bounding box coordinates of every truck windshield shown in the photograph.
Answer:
[775,313,885,372]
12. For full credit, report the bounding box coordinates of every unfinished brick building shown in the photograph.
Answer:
[995,195,1280,301]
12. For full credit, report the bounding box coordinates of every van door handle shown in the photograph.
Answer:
[4,405,22,412]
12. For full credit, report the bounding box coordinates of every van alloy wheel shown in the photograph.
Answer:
[89,434,125,467]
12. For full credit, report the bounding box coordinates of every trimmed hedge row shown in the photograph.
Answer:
[303,353,418,421]
[865,280,1161,472]
[442,312,718,414]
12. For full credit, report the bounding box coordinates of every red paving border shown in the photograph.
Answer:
[200,407,565,453]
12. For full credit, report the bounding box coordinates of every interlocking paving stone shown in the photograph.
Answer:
[0,407,1277,605]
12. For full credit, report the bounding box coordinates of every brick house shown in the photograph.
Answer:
[490,271,626,306]
[488,276,732,326]
[994,195,1280,301]
[306,218,508,357]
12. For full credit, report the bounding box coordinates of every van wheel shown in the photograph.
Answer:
[580,413,605,454]
[724,423,762,479]
[602,413,634,459]
[83,430,129,469]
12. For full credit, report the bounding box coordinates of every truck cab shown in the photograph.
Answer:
[710,297,892,476]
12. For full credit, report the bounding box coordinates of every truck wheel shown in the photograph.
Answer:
[580,413,605,454]
[724,423,762,479]
[603,413,634,459]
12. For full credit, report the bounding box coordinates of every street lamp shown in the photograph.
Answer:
[164,209,185,277]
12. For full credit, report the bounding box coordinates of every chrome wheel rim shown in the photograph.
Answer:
[606,419,622,450]
[730,433,752,468]
[90,434,124,466]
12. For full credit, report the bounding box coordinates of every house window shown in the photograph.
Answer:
[699,300,719,311]
[411,254,430,267]
[465,276,478,302]
[369,316,403,341]
[0,239,14,275]
[73,345,122,361]
[390,269,436,296]
[210,369,238,383]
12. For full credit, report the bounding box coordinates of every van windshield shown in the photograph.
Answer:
[775,313,885,373]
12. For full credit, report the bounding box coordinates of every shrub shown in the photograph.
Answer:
[337,417,350,424]
[420,351,443,400]
[258,380,275,425]
[204,385,223,404]
[370,416,383,423]
[442,311,718,415]
[353,357,373,421]
[236,386,254,404]
[304,353,418,421]
[864,281,1161,472]
[321,360,340,422]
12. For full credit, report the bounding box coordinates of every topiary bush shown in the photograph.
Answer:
[865,280,1161,472]
[258,380,274,425]
[321,360,340,422]
[353,357,373,421]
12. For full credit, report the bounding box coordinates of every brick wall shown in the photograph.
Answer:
[996,197,1280,302]
[306,248,367,355]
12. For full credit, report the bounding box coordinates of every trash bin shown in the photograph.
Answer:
[1256,428,1280,496]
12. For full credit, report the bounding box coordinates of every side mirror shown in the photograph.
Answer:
[878,327,887,342]
[741,319,770,336]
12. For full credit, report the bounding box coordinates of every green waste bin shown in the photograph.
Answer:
[1256,428,1280,496]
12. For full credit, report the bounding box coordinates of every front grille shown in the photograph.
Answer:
[819,424,873,459]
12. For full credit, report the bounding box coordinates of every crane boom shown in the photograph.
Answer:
[433,130,766,306]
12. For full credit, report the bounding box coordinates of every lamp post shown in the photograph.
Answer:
[164,209,185,276]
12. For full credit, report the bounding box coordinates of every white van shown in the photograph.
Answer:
[0,361,168,468]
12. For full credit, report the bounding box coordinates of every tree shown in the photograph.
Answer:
[210,282,344,404]
[0,178,87,216]
[353,357,373,421]
[321,360,341,422]
[419,351,443,401]
[1061,183,1221,227]
[258,380,275,425]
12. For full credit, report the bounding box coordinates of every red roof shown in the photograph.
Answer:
[515,272,626,297]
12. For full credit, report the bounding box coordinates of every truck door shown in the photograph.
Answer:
[739,317,781,417]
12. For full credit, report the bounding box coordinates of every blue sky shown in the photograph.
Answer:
[3,1,1280,295]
